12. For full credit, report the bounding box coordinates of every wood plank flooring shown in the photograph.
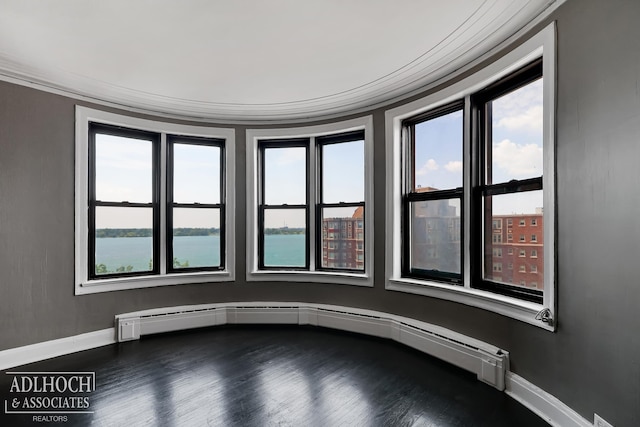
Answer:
[1,325,547,426]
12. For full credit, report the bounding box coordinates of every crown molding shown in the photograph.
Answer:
[0,0,565,124]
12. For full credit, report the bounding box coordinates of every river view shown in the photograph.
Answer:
[95,234,305,273]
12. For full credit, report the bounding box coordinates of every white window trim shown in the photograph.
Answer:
[246,116,374,287]
[384,23,556,330]
[75,106,236,295]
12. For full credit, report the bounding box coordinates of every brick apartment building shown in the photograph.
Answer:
[322,206,365,270]
[485,209,544,290]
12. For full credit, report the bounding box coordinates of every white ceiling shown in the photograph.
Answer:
[0,0,561,122]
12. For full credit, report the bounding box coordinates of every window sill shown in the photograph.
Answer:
[386,277,553,331]
[76,271,234,295]
[247,270,373,287]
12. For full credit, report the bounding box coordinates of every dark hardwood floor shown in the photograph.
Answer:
[1,325,547,426]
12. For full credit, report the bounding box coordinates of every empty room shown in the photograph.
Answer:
[0,1,637,426]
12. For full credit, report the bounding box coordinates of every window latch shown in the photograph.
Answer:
[535,308,554,326]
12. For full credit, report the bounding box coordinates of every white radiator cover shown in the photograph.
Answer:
[115,302,509,390]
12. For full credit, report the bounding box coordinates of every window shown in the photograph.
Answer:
[168,136,225,272]
[385,23,555,329]
[89,123,159,279]
[476,59,545,305]
[519,265,527,272]
[520,249,527,257]
[531,265,538,273]
[531,249,538,258]
[259,140,309,269]
[531,218,538,226]
[493,248,502,257]
[75,107,235,294]
[507,248,514,255]
[246,116,373,286]
[402,103,463,284]
[318,132,366,272]
[531,234,538,242]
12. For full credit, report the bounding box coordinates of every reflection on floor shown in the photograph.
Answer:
[0,325,547,426]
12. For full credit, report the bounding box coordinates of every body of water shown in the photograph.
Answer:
[95,234,305,273]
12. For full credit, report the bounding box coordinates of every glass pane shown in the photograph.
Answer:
[173,143,221,204]
[264,147,306,205]
[483,191,544,290]
[409,199,461,275]
[322,140,364,203]
[320,206,364,270]
[263,208,306,267]
[413,109,463,191]
[94,206,153,275]
[489,78,543,183]
[95,133,152,203]
[172,208,221,269]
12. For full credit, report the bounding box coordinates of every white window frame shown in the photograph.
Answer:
[246,116,374,286]
[75,106,236,295]
[385,23,556,330]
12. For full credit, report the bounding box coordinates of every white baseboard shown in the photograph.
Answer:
[0,328,116,371]
[505,371,592,427]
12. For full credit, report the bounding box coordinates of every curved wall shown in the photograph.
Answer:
[1,1,638,425]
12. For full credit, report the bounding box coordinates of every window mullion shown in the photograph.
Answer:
[160,133,167,275]
[463,95,472,289]
[308,138,316,271]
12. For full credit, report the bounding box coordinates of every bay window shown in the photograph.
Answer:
[247,116,373,286]
[385,24,555,329]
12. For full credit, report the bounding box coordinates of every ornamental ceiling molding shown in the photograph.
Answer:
[0,0,564,124]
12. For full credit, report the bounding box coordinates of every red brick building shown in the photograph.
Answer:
[322,206,364,270]
[485,209,544,290]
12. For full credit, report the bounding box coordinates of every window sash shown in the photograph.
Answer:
[472,59,544,304]
[88,123,161,280]
[166,136,225,273]
[401,103,464,284]
[317,130,366,273]
[258,139,310,270]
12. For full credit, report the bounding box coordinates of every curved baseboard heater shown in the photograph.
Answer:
[115,302,509,390]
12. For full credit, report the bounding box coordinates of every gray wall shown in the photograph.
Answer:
[1,0,639,425]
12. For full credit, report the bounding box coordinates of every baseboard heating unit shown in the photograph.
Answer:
[115,302,509,390]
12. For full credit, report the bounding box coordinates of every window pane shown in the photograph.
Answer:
[413,110,463,191]
[409,199,461,275]
[489,78,543,183]
[94,206,153,275]
[322,140,364,203]
[95,133,152,203]
[264,147,306,205]
[483,191,544,290]
[172,208,221,269]
[263,208,306,267]
[173,143,220,204]
[321,206,364,270]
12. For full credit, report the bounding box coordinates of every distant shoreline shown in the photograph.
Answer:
[96,227,304,238]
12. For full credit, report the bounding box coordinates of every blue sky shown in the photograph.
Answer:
[414,78,543,215]
[262,141,364,228]
[95,136,222,228]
